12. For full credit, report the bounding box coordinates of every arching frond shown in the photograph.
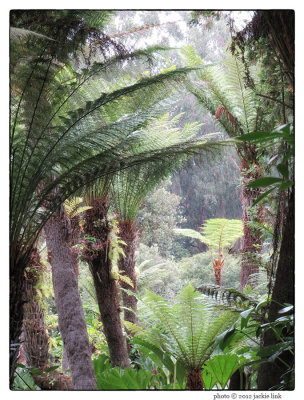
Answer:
[182,46,260,137]
[10,19,204,265]
[137,285,240,370]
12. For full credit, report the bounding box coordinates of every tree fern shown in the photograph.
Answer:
[182,46,260,137]
[137,285,240,372]
[175,219,243,286]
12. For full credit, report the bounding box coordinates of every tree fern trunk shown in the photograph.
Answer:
[44,206,97,390]
[212,257,224,286]
[22,246,49,370]
[186,369,204,390]
[239,159,264,290]
[21,245,74,390]
[118,220,139,330]
[10,248,28,387]
[83,198,130,368]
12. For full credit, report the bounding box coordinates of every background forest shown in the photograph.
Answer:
[9,9,294,391]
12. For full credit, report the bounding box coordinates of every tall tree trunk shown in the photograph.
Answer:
[257,187,294,390]
[186,369,204,390]
[118,220,139,329]
[83,198,130,368]
[44,206,97,390]
[239,159,264,290]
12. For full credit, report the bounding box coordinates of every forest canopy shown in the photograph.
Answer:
[9,9,294,391]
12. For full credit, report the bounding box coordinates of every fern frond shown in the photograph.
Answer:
[122,320,143,334]
[137,285,240,370]
[64,196,92,218]
[182,46,260,137]
[196,284,255,308]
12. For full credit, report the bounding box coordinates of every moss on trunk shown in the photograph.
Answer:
[239,158,264,290]
[83,198,130,368]
[118,220,139,330]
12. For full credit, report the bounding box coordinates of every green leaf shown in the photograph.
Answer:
[97,367,153,390]
[29,368,43,375]
[215,324,236,350]
[93,353,112,388]
[278,305,294,314]
[257,342,293,359]
[277,163,289,179]
[202,354,241,389]
[248,177,283,188]
[45,365,60,372]
[236,131,283,143]
[16,363,26,368]
[202,368,217,389]
[252,188,276,206]
[240,307,255,330]
[279,180,294,190]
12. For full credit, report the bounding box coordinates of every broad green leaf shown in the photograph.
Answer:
[215,324,236,350]
[202,369,217,389]
[202,354,241,389]
[97,367,153,390]
[248,177,283,188]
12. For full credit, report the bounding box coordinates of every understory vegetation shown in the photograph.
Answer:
[10,9,294,391]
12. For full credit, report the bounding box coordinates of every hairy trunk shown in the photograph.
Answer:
[257,187,294,390]
[118,220,139,330]
[21,246,73,390]
[212,255,224,286]
[83,198,130,368]
[9,248,27,387]
[22,246,49,370]
[239,159,264,290]
[186,369,204,390]
[32,371,73,390]
[44,206,97,390]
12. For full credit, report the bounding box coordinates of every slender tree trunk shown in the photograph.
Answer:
[118,220,139,329]
[83,198,130,368]
[186,369,204,390]
[44,205,97,390]
[239,159,264,290]
[257,187,294,390]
